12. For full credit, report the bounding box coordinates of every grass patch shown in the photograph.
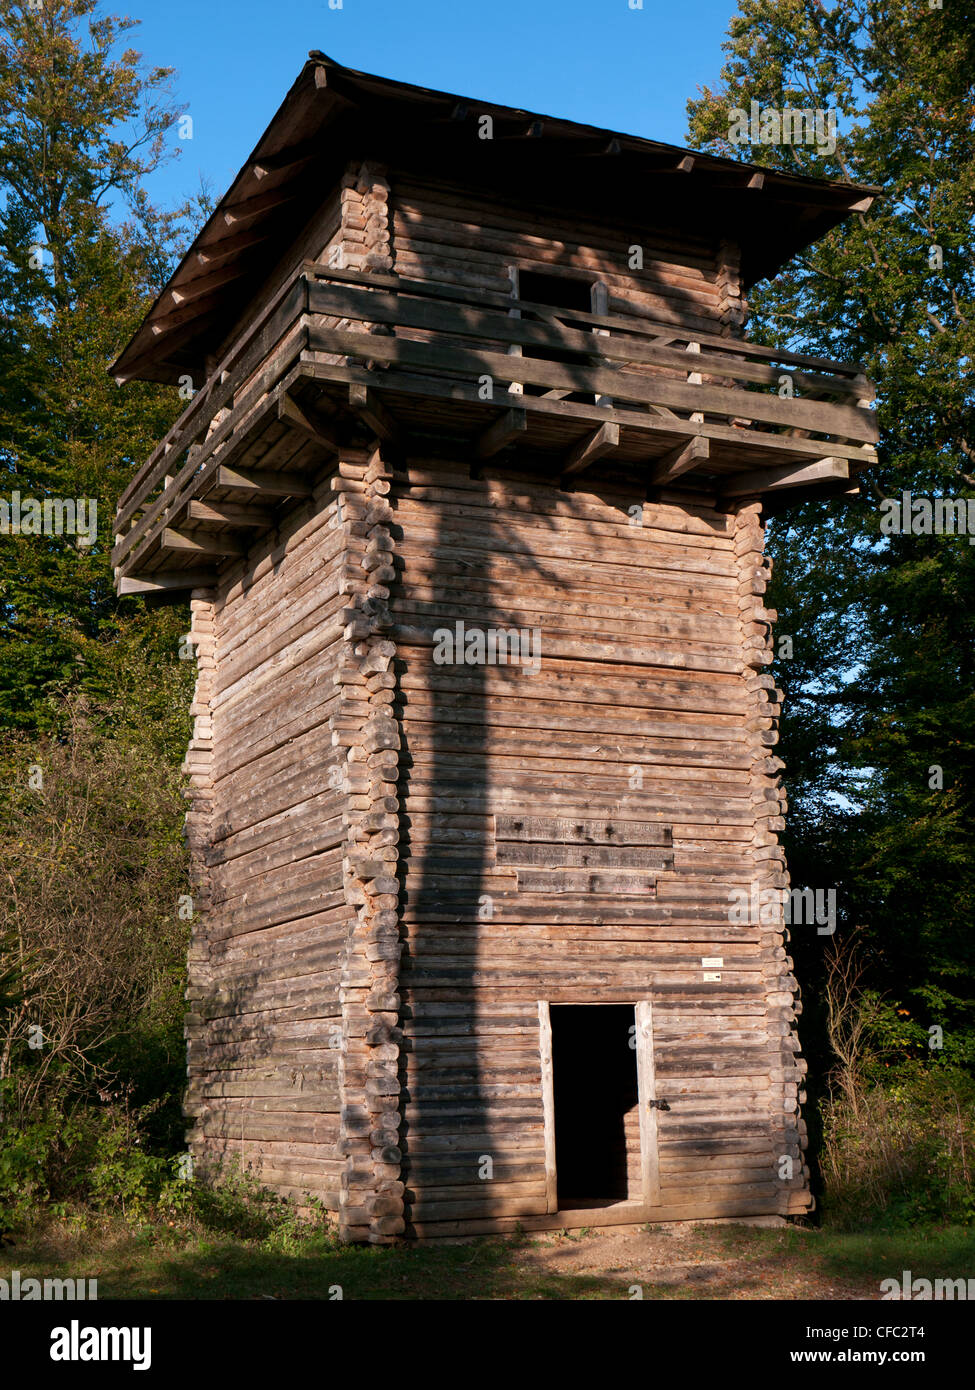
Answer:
[6,1216,973,1300]
[4,1214,621,1301]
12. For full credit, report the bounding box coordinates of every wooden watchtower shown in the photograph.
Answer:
[111,54,878,1242]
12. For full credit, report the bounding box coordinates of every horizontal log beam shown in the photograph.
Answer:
[186,500,274,528]
[561,421,620,480]
[475,407,527,459]
[720,456,849,497]
[309,325,877,441]
[161,527,245,557]
[215,465,312,498]
[647,436,710,488]
[118,571,215,595]
[306,280,875,405]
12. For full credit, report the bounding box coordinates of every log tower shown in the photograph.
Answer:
[111,54,878,1242]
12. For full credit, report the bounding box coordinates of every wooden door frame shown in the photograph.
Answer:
[634,999,661,1207]
[537,998,659,1219]
[537,1000,558,1212]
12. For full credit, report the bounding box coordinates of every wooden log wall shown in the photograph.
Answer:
[182,587,217,1112]
[174,160,814,1238]
[183,460,355,1205]
[182,162,404,1232]
[383,457,811,1235]
[389,172,737,337]
[329,447,409,1244]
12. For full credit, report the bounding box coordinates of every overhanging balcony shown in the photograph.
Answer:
[112,263,878,594]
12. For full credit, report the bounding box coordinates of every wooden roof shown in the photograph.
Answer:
[112,52,879,387]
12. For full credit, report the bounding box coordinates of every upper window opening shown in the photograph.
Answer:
[517,270,594,314]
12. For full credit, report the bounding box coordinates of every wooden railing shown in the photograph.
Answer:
[114,263,877,573]
[303,266,877,440]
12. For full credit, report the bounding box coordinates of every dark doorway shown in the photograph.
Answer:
[551,1004,639,1206]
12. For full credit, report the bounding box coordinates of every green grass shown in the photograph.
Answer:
[6,1215,974,1300]
[4,1218,619,1300]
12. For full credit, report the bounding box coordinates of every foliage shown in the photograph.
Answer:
[0,1085,334,1250]
[0,678,191,1134]
[0,0,204,732]
[687,0,975,1076]
[821,1065,975,1229]
[817,930,975,1228]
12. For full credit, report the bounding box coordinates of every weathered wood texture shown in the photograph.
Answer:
[384,458,810,1231]
[183,460,354,1210]
[389,173,742,336]
[180,452,811,1235]
[162,160,822,1241]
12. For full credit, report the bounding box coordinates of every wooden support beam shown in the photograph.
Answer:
[646,436,710,488]
[251,139,323,178]
[170,265,246,307]
[196,227,270,267]
[748,171,765,190]
[161,528,245,557]
[720,456,849,498]
[148,293,224,337]
[474,407,527,459]
[215,466,312,498]
[222,186,299,228]
[349,383,402,445]
[187,500,274,528]
[676,155,695,172]
[278,391,341,451]
[118,571,215,595]
[560,421,620,480]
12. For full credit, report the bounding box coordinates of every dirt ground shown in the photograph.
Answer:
[510,1220,878,1299]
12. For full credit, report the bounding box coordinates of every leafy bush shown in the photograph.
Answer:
[821,1065,975,1229]
[0,680,190,1127]
[171,1158,335,1252]
[0,1088,334,1252]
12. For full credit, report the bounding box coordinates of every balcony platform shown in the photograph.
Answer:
[113,264,878,595]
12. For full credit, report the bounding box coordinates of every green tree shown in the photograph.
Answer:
[687,0,975,1061]
[0,0,202,730]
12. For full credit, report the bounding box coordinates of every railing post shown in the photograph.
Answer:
[687,341,703,423]
[591,282,612,409]
[506,266,524,399]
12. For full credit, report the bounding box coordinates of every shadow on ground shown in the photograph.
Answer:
[8,1220,975,1300]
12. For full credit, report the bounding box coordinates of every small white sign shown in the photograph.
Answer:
[703,971,722,982]
[702,957,724,968]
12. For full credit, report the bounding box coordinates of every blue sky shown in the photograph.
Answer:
[130,0,740,211]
